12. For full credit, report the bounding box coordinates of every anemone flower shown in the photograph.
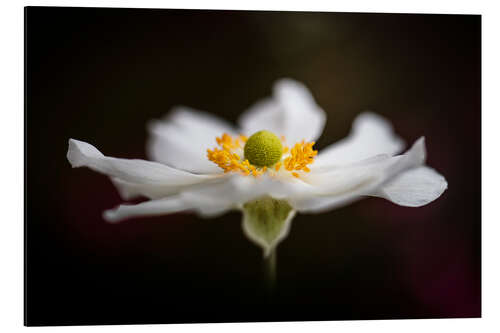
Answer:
[67,79,447,282]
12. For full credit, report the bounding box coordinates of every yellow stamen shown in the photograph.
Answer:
[207,132,317,178]
[207,133,265,177]
[216,133,246,150]
[283,141,317,178]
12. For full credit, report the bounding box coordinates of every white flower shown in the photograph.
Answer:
[67,79,447,256]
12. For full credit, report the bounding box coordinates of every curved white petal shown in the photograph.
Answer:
[238,79,326,145]
[238,98,284,137]
[180,174,313,217]
[110,178,179,200]
[67,139,216,186]
[103,196,190,223]
[370,166,448,207]
[292,137,428,212]
[146,106,235,173]
[313,112,405,169]
[110,177,227,200]
[179,176,261,216]
[273,79,327,144]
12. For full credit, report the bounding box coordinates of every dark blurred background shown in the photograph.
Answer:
[25,7,481,326]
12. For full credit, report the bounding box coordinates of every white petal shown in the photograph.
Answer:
[180,174,312,216]
[290,162,387,212]
[370,166,448,207]
[103,196,189,223]
[110,178,172,200]
[67,139,216,186]
[238,98,284,137]
[146,106,235,173]
[273,79,327,143]
[313,112,405,169]
[179,176,260,216]
[292,138,427,212]
[110,176,227,200]
[238,79,326,145]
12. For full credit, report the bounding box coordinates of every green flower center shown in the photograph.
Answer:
[244,130,283,167]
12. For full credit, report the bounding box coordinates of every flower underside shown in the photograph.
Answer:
[207,130,318,178]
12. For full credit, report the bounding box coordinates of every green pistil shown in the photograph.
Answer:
[244,130,283,167]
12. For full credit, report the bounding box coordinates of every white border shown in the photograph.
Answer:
[2,0,499,332]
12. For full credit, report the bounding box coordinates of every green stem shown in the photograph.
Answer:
[264,248,277,293]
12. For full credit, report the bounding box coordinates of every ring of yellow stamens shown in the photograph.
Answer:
[207,134,266,176]
[283,140,318,175]
[207,132,317,178]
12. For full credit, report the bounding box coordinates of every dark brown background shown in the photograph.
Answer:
[25,7,481,326]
